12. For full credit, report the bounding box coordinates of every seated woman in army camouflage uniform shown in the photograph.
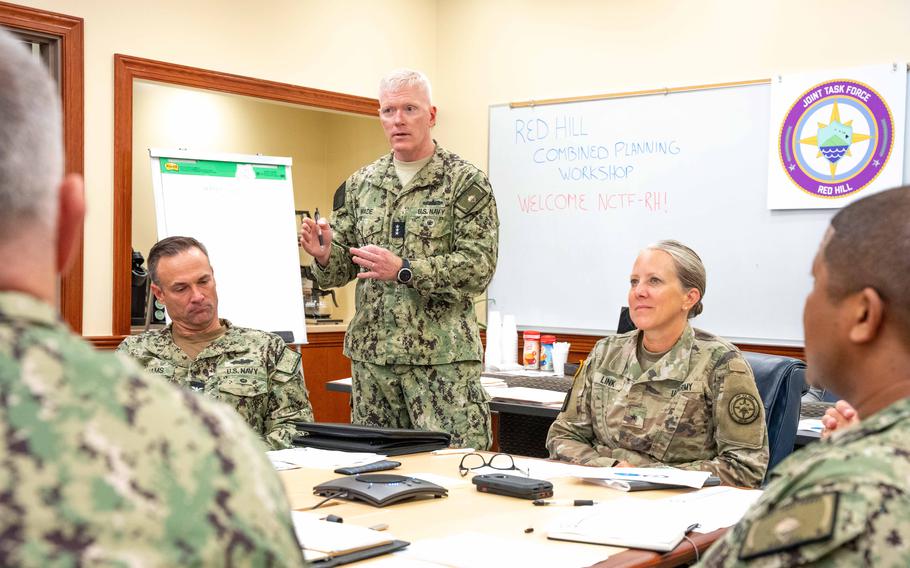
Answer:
[546,240,769,487]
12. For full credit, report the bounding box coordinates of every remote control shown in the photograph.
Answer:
[334,460,401,475]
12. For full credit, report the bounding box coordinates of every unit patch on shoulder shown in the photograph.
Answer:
[729,392,761,424]
[739,493,839,560]
[333,181,346,211]
[275,347,302,381]
[454,183,489,217]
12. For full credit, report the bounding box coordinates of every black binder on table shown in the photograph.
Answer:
[293,422,451,455]
[311,540,410,567]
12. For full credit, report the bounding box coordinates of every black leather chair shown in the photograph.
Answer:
[741,351,805,472]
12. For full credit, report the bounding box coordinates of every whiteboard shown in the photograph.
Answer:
[150,148,306,343]
[488,77,910,346]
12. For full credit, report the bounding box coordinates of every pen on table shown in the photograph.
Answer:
[432,447,475,455]
[313,208,325,247]
[532,499,599,506]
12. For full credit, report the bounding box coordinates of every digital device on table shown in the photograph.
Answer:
[313,474,447,507]
[472,473,554,499]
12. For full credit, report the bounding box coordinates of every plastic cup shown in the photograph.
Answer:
[552,342,570,376]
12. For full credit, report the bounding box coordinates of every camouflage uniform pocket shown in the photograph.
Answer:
[404,215,452,258]
[650,389,710,461]
[217,376,268,399]
[357,214,385,246]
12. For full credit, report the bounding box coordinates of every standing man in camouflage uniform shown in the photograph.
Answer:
[299,69,498,449]
[119,236,313,449]
[547,241,768,488]
[0,30,305,566]
[700,186,910,566]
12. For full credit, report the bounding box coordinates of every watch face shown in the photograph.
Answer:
[398,268,412,284]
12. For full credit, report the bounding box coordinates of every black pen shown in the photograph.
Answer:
[532,499,598,506]
[313,208,324,247]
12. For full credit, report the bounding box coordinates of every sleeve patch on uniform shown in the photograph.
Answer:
[332,181,346,211]
[729,358,750,374]
[275,347,301,379]
[739,493,839,561]
[729,393,761,424]
[454,183,490,217]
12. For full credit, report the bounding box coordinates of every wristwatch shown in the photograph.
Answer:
[396,258,413,285]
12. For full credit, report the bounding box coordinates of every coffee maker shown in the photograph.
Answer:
[297,208,343,323]
[301,265,340,323]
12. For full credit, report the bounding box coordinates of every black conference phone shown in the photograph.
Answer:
[313,474,448,507]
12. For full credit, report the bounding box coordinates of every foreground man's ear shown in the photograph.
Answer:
[848,287,885,344]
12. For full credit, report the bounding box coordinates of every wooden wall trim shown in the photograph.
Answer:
[87,335,127,350]
[0,2,84,332]
[300,332,346,349]
[112,54,380,336]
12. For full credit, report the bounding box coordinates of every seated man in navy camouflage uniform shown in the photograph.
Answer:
[118,236,313,449]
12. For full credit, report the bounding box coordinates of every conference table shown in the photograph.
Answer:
[279,451,727,567]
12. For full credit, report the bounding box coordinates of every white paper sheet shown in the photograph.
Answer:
[292,512,395,561]
[546,499,700,552]
[660,486,763,533]
[798,418,824,433]
[576,467,712,488]
[267,447,385,470]
[396,531,611,568]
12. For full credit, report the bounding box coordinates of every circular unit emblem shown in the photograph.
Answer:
[779,79,893,199]
[729,393,760,425]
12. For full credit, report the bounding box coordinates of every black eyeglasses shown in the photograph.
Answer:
[458,453,527,477]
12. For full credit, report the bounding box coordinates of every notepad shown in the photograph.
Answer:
[546,499,700,552]
[583,475,722,492]
[292,512,405,563]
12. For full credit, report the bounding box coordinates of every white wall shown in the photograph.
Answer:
[12,0,910,335]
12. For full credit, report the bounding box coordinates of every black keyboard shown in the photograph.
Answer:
[800,401,835,418]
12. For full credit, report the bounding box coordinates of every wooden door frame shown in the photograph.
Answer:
[0,2,84,332]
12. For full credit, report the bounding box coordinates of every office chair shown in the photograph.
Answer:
[741,351,805,472]
[617,307,636,334]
